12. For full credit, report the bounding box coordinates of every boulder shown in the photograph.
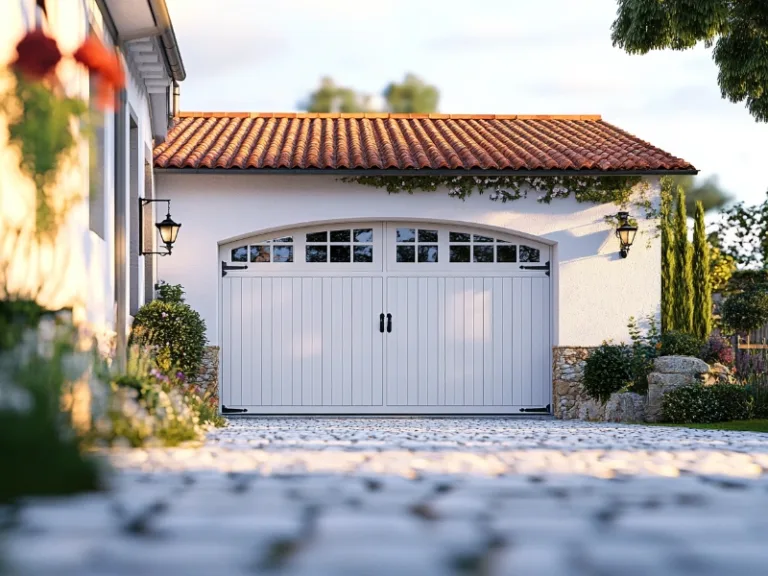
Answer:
[653,356,709,376]
[604,392,646,423]
[578,398,606,421]
[646,371,699,423]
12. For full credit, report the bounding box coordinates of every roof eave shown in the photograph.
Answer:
[154,168,698,177]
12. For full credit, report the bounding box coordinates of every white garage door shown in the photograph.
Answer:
[220,222,552,414]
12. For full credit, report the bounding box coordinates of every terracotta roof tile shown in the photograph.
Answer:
[153,112,695,173]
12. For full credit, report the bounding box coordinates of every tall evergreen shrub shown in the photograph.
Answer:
[672,188,693,333]
[660,182,676,333]
[692,201,712,340]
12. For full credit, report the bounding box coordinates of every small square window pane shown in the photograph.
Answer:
[306,246,328,262]
[474,234,494,243]
[396,228,415,243]
[520,245,540,262]
[272,235,293,243]
[231,246,248,262]
[450,245,471,262]
[330,245,351,262]
[449,232,471,242]
[353,245,373,262]
[396,245,415,262]
[273,245,293,262]
[473,245,494,263]
[306,231,327,243]
[497,245,517,263]
[354,229,373,243]
[418,245,438,263]
[330,229,351,242]
[250,245,270,262]
[418,229,438,243]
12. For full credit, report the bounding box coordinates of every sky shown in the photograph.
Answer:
[165,0,766,206]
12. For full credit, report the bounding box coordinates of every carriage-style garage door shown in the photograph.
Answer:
[220,222,552,414]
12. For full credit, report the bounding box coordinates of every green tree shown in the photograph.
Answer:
[672,188,693,332]
[715,191,768,269]
[692,201,713,339]
[299,77,370,113]
[660,180,676,333]
[669,175,732,214]
[383,73,439,114]
[611,0,768,122]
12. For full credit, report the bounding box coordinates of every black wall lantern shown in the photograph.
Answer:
[139,198,181,256]
[615,211,638,258]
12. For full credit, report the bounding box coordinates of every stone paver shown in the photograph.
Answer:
[3,418,768,575]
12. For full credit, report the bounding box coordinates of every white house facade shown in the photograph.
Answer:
[154,112,695,416]
[0,0,185,363]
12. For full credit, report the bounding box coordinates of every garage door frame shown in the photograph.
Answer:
[217,218,558,415]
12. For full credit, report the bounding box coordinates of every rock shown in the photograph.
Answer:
[653,356,709,376]
[646,372,699,423]
[578,398,605,421]
[702,363,734,387]
[604,392,646,423]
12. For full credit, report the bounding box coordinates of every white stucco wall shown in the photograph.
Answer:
[155,174,661,348]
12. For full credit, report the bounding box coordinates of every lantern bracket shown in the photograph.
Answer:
[139,198,179,256]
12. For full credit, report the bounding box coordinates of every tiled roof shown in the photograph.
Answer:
[153,112,695,173]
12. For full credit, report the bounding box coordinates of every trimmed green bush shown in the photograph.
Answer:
[721,290,768,335]
[659,330,704,357]
[662,383,753,423]
[129,282,207,378]
[583,343,634,403]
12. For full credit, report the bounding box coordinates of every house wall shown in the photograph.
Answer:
[1,0,160,347]
[155,174,661,348]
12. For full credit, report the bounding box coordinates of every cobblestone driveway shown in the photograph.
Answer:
[5,419,768,576]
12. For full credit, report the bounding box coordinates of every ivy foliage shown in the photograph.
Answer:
[342,175,649,211]
[0,72,88,236]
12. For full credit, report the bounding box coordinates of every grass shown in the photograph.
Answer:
[655,419,768,433]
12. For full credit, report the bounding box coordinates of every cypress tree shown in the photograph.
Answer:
[672,188,693,333]
[692,201,712,339]
[660,182,676,333]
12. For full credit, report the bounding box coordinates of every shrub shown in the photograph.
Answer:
[129,282,207,378]
[737,350,768,418]
[662,383,753,423]
[659,330,704,357]
[92,351,204,448]
[710,383,753,421]
[721,290,768,335]
[627,315,661,395]
[0,313,104,503]
[700,335,735,366]
[583,343,634,403]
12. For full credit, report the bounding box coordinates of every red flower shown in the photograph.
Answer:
[73,35,125,110]
[12,29,62,80]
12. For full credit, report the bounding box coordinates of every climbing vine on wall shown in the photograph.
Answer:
[340,174,656,217]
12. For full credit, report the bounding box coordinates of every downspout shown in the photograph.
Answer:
[172,81,180,118]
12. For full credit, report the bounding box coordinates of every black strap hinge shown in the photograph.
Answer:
[519,404,551,414]
[222,405,248,414]
[520,260,550,276]
[222,261,248,277]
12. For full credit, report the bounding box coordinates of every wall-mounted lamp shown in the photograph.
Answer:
[615,211,638,258]
[139,198,181,256]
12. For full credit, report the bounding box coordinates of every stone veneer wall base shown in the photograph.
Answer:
[195,346,220,405]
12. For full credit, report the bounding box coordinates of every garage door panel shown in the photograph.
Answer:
[220,221,552,414]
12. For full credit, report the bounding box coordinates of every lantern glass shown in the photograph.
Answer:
[618,226,636,246]
[156,216,181,246]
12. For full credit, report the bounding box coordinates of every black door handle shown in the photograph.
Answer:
[386,313,392,333]
[379,313,385,333]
